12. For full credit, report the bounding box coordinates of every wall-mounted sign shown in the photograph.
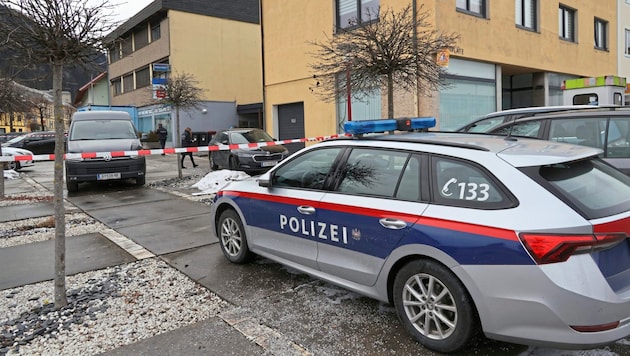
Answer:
[437,49,450,67]
[152,63,171,72]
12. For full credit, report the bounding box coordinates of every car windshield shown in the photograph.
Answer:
[70,120,137,140]
[232,130,273,144]
[3,135,26,146]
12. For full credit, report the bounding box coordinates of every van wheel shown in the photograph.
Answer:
[66,181,79,193]
[393,259,478,353]
[136,176,145,186]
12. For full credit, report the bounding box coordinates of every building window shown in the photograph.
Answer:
[626,29,630,55]
[457,0,486,17]
[336,0,379,30]
[112,78,122,97]
[123,73,134,93]
[109,44,121,63]
[594,18,607,50]
[559,5,576,42]
[136,66,150,88]
[121,36,133,56]
[151,23,161,42]
[515,0,537,30]
[135,25,149,50]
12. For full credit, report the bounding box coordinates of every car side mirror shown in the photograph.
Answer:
[258,171,271,187]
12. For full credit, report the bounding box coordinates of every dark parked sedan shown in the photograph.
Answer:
[2,131,59,154]
[209,128,289,174]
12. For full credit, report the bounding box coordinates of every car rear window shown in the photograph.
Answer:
[523,158,630,219]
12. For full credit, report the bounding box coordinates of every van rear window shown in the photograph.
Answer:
[522,159,630,219]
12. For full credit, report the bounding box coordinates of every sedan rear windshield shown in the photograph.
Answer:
[521,158,630,219]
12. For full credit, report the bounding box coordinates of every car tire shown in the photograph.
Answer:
[7,161,20,171]
[209,153,219,170]
[217,209,253,264]
[136,176,146,186]
[66,181,79,193]
[393,259,478,353]
[228,156,239,171]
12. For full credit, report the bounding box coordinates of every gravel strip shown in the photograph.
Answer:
[0,175,227,356]
[1,258,228,355]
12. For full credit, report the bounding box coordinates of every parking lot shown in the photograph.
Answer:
[2,155,629,355]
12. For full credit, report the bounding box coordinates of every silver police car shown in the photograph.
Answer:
[210,118,630,353]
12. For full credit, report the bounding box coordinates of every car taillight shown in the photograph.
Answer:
[519,232,627,265]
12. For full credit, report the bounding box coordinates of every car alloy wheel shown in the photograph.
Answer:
[393,260,477,353]
[218,209,253,264]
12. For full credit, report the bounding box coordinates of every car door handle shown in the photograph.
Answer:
[379,218,407,230]
[297,206,316,215]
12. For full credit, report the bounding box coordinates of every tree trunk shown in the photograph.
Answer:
[176,106,182,179]
[52,61,67,308]
[387,73,394,119]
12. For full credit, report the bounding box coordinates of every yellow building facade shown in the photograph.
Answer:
[262,0,617,138]
[104,0,262,144]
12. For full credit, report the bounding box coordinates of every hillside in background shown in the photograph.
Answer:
[0,4,108,105]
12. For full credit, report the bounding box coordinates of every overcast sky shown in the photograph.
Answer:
[105,0,154,23]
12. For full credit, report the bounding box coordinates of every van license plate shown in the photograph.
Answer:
[97,173,121,180]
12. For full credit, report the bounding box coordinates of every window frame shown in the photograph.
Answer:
[151,22,161,42]
[336,0,380,31]
[135,66,151,89]
[626,29,630,55]
[515,0,537,31]
[559,5,576,42]
[594,17,608,50]
[456,0,487,18]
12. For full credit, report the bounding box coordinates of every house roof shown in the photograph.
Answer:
[104,0,260,43]
[74,72,107,106]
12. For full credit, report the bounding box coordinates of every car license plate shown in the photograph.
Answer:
[261,161,278,167]
[97,172,121,180]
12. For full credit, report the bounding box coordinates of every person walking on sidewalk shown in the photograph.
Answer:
[156,123,168,155]
[181,127,198,169]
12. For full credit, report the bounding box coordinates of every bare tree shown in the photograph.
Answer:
[154,71,204,179]
[0,0,116,308]
[309,4,459,119]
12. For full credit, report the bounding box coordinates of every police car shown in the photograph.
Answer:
[210,118,630,353]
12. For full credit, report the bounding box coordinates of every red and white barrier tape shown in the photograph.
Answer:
[0,133,351,162]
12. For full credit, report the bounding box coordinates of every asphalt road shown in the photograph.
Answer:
[5,155,630,356]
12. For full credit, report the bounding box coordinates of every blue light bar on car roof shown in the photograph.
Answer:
[344,117,436,135]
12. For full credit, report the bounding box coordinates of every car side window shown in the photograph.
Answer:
[336,148,410,198]
[606,117,630,158]
[271,147,342,189]
[549,117,606,150]
[491,120,542,138]
[465,116,508,133]
[433,158,513,209]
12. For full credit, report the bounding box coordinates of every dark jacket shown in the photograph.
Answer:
[156,126,168,140]
[181,130,195,147]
